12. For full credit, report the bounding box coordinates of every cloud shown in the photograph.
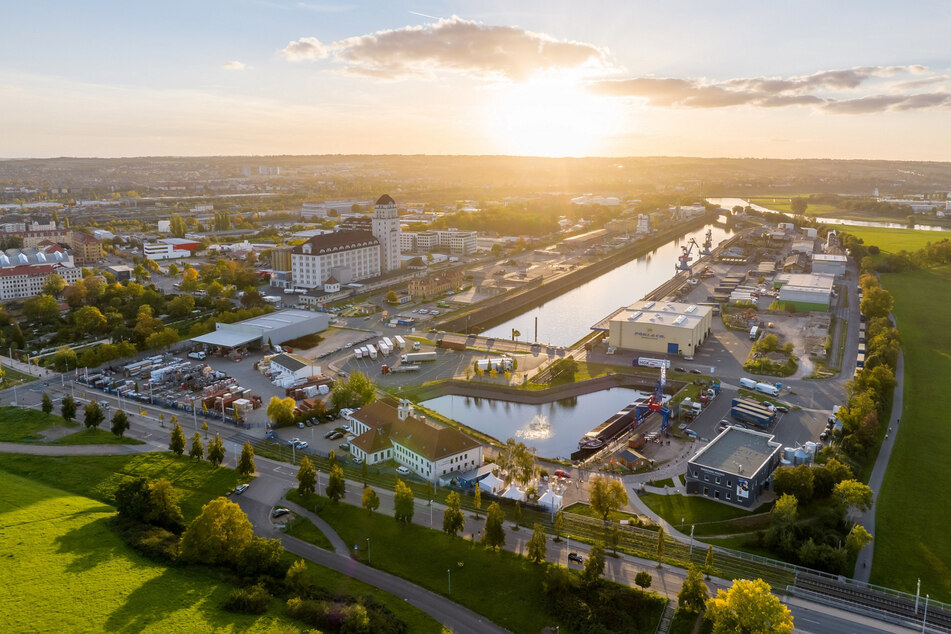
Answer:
[222,61,250,71]
[279,36,330,61]
[590,65,951,114]
[279,16,607,80]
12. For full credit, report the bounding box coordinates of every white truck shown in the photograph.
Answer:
[382,337,394,350]
[378,341,391,356]
[367,345,378,360]
[476,357,513,372]
[354,347,365,359]
[755,382,779,396]
[401,352,437,363]
[394,335,406,349]
[739,377,757,389]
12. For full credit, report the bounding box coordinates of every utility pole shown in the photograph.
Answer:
[689,525,695,556]
[922,594,929,633]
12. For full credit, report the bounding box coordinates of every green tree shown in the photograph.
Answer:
[362,486,380,515]
[41,392,53,416]
[166,294,195,318]
[326,464,345,503]
[207,433,225,467]
[706,578,794,633]
[169,422,186,455]
[169,215,187,237]
[656,526,666,562]
[582,542,606,586]
[860,287,894,320]
[482,502,506,550]
[83,401,104,429]
[115,477,152,521]
[74,305,107,336]
[167,263,179,277]
[42,273,66,297]
[635,571,652,589]
[110,409,130,437]
[385,290,399,304]
[443,491,465,537]
[768,494,798,551]
[146,478,185,532]
[49,346,78,373]
[189,432,204,459]
[845,524,873,555]
[771,464,815,503]
[330,370,377,410]
[553,508,564,541]
[833,479,873,519]
[202,420,208,438]
[180,497,254,565]
[237,441,256,476]
[296,456,317,496]
[513,501,522,529]
[267,396,296,428]
[678,566,710,613]
[527,522,547,563]
[23,294,60,324]
[790,198,808,215]
[394,478,414,523]
[286,559,313,597]
[705,544,715,571]
[473,484,482,518]
[588,475,629,522]
[59,396,76,423]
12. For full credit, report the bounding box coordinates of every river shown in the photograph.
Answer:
[480,222,735,346]
[707,197,951,233]
[421,387,646,458]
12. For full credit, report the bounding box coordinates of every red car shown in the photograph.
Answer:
[554,470,571,479]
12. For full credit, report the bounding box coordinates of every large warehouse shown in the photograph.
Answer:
[190,309,329,351]
[811,253,847,278]
[685,427,783,507]
[774,272,835,312]
[598,300,713,356]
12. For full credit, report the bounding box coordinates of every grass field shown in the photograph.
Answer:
[639,493,771,536]
[0,406,79,442]
[874,265,951,601]
[564,501,644,524]
[0,364,38,388]
[748,197,840,217]
[838,225,949,254]
[52,428,145,445]
[0,452,242,521]
[284,514,334,550]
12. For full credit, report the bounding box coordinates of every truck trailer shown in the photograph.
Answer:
[394,335,406,349]
[755,382,779,396]
[731,404,774,427]
[401,352,437,363]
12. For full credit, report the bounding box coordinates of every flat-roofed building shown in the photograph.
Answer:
[598,300,713,356]
[812,253,847,278]
[190,309,329,351]
[774,272,835,312]
[685,427,782,507]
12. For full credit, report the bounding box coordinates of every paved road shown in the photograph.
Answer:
[787,598,917,634]
[236,494,510,634]
[855,345,905,581]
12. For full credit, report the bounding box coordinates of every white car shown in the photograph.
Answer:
[288,437,301,446]
[396,466,410,475]
[345,342,353,348]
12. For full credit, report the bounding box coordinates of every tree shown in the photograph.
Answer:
[41,393,53,416]
[146,478,185,532]
[609,522,620,557]
[114,477,152,522]
[237,441,255,476]
[83,401,104,429]
[110,409,130,437]
[267,396,296,428]
[771,465,814,503]
[169,215,187,237]
[635,571,652,589]
[330,370,377,410]
[860,287,894,320]
[74,305,107,336]
[385,290,399,304]
[169,423,186,455]
[49,346,78,372]
[180,497,254,566]
[207,433,225,467]
[202,420,209,438]
[582,542,606,586]
[527,522,547,563]
[769,494,798,541]
[705,544,715,571]
[473,484,482,518]
[482,502,506,550]
[790,198,808,215]
[706,578,793,633]
[443,491,465,537]
[23,294,60,324]
[678,566,710,613]
[286,559,313,597]
[362,486,380,515]
[166,294,195,318]
[513,501,522,529]
[845,524,873,555]
[833,479,873,519]
[656,526,666,562]
[588,475,629,522]
[326,464,345,503]
[167,263,179,277]
[189,432,204,459]
[291,456,315,496]
[553,508,564,541]
[394,478,414,523]
[43,273,66,297]
[60,395,76,423]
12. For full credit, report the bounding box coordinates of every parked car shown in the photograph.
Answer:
[775,405,789,413]
[568,553,584,564]
[297,422,305,428]
[352,457,364,465]
[323,430,336,439]
[553,470,571,479]
[288,437,301,446]
[338,443,350,452]
[234,484,250,495]
[674,367,687,373]
[271,507,290,518]
[396,466,410,475]
[296,441,308,450]
[689,369,702,375]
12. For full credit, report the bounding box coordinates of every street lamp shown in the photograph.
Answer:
[430,499,433,528]
[447,568,451,594]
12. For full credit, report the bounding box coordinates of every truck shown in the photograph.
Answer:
[439,339,467,351]
[367,346,378,360]
[381,364,420,374]
[739,377,757,389]
[476,357,513,372]
[755,382,779,396]
[730,404,774,427]
[632,357,670,369]
[749,326,760,340]
[394,335,406,349]
[396,318,416,326]
[401,352,437,363]
[354,348,365,359]
[382,337,394,350]
[378,341,391,356]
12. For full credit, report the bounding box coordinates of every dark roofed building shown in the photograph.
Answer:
[346,399,483,482]
[375,193,395,206]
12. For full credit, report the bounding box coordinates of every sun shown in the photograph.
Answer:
[485,73,625,157]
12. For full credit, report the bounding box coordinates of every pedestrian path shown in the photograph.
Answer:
[282,498,351,556]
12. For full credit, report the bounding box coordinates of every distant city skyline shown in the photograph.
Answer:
[3,1,951,160]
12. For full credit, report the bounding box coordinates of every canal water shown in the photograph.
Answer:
[707,197,951,233]
[480,223,735,346]
[422,387,647,458]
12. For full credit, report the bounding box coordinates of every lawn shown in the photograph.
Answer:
[290,490,664,633]
[0,471,293,633]
[0,364,38,388]
[0,452,242,521]
[874,265,951,601]
[747,197,840,217]
[639,493,770,532]
[838,225,948,254]
[0,406,79,442]
[284,514,334,550]
[564,501,645,524]
[52,427,145,445]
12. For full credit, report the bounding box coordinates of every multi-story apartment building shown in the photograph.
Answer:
[400,228,477,255]
[408,270,464,298]
[70,232,103,265]
[290,232,381,288]
[0,245,81,301]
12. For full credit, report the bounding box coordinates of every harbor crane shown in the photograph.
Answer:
[636,364,671,430]
[700,229,713,255]
[676,238,701,272]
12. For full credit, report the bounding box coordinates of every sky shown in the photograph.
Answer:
[2,0,951,160]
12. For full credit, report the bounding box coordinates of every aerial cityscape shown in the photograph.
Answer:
[2,2,951,633]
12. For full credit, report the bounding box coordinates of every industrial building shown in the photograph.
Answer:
[190,309,329,351]
[685,427,782,507]
[598,300,713,356]
[774,272,835,312]
[812,253,848,278]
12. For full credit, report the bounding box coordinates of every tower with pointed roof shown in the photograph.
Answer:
[372,194,401,273]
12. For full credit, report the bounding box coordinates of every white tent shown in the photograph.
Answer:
[501,485,526,502]
[478,472,504,495]
[537,489,563,512]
